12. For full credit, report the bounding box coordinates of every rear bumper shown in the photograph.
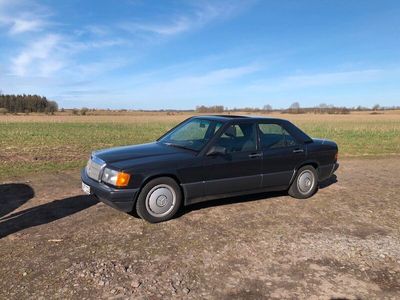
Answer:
[318,162,339,181]
[81,169,139,212]
[332,162,339,174]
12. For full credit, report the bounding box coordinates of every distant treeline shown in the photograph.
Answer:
[195,103,351,114]
[0,94,58,114]
[282,102,351,114]
[195,105,224,113]
[196,102,400,114]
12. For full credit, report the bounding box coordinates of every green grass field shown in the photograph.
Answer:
[1,113,399,179]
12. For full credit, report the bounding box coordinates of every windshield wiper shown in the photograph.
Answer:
[162,142,197,152]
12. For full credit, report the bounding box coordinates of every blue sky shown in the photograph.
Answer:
[0,0,399,109]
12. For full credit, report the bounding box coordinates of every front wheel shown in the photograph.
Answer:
[288,165,318,199]
[136,177,182,223]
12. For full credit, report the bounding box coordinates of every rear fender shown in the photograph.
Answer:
[290,160,320,185]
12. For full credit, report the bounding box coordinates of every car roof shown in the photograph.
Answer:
[192,115,287,123]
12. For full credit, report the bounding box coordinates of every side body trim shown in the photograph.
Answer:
[181,171,295,206]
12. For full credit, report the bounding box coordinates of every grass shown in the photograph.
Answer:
[1,112,399,179]
[295,119,400,157]
[0,122,175,179]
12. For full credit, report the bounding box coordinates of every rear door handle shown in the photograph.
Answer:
[293,149,304,153]
[248,153,262,158]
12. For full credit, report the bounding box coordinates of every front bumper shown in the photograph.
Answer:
[81,169,139,212]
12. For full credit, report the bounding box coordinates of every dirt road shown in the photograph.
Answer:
[1,158,400,299]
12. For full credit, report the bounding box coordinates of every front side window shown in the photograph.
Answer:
[214,123,257,153]
[159,118,222,151]
[258,123,298,149]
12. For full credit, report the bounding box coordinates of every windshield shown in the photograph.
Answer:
[159,118,223,152]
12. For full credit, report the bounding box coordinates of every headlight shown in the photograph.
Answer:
[85,159,91,172]
[102,168,131,187]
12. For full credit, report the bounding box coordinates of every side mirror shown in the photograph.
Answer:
[206,145,227,156]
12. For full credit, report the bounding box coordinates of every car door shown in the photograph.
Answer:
[258,122,306,188]
[202,121,263,198]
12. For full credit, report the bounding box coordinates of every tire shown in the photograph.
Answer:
[136,177,182,223]
[288,165,318,199]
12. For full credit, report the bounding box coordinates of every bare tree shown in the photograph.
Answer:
[263,104,272,112]
[288,102,302,114]
[195,105,224,113]
[290,102,300,109]
[372,104,380,111]
[81,107,89,115]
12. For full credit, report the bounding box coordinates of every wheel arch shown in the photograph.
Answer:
[136,173,185,206]
[289,160,319,185]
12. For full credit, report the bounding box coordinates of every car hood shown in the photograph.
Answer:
[93,142,189,164]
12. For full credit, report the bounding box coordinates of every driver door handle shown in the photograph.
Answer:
[248,153,262,158]
[293,149,304,153]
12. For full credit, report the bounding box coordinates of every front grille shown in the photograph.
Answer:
[86,156,105,181]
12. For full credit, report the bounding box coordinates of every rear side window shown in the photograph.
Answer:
[258,123,298,149]
[214,123,257,153]
[220,124,244,138]
[284,131,297,147]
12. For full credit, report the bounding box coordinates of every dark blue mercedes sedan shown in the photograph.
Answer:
[81,115,339,223]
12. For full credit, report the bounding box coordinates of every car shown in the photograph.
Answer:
[81,115,339,223]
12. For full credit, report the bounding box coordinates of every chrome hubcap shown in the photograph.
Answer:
[297,170,315,194]
[146,184,176,217]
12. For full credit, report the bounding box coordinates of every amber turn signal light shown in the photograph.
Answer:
[116,172,131,187]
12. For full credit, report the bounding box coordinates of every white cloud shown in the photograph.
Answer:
[0,0,17,8]
[174,64,260,86]
[10,33,128,77]
[122,17,191,36]
[84,24,110,36]
[38,59,65,77]
[68,38,128,51]
[125,64,260,100]
[120,1,252,37]
[0,0,50,34]
[11,34,61,76]
[70,60,129,78]
[8,17,45,34]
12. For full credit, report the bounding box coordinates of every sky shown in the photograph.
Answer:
[0,0,399,109]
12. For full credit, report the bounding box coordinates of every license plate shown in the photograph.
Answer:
[82,182,91,195]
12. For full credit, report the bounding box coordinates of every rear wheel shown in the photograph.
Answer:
[136,177,182,223]
[288,165,318,199]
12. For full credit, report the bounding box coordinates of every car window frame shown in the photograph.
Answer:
[204,119,260,155]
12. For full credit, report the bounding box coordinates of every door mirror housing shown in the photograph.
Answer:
[206,145,227,156]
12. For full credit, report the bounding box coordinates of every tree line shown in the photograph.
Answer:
[195,105,224,113]
[195,103,351,114]
[195,102,400,114]
[0,94,58,114]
